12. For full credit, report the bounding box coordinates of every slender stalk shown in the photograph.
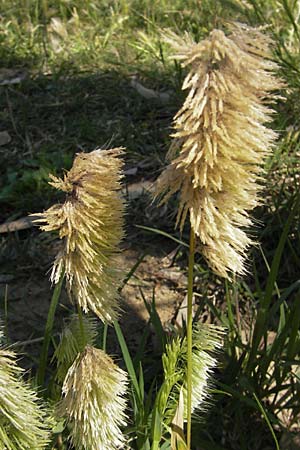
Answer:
[4,284,8,342]
[102,322,108,352]
[186,229,195,450]
[77,302,87,349]
[37,274,64,388]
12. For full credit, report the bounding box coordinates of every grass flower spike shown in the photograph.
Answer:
[158,324,224,422]
[35,148,125,321]
[182,324,224,414]
[53,314,98,385]
[155,23,283,278]
[58,345,127,450]
[0,348,50,449]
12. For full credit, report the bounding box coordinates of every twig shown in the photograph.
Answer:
[9,333,59,349]
[0,215,39,233]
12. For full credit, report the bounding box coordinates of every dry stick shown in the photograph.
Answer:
[10,334,58,349]
[186,228,195,450]
[56,433,63,450]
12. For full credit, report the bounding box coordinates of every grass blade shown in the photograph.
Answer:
[136,225,188,248]
[247,194,299,372]
[37,274,64,388]
[253,393,280,450]
[140,287,166,351]
[113,320,142,404]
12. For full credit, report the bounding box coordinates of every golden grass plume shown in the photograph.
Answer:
[35,148,125,322]
[58,345,127,450]
[155,23,283,278]
[0,347,50,449]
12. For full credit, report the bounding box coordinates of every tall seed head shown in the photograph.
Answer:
[155,24,283,278]
[58,345,127,450]
[35,148,125,321]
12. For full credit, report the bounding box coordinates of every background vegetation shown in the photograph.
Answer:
[0,0,300,449]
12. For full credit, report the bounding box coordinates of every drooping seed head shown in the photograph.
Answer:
[34,148,125,321]
[155,24,283,278]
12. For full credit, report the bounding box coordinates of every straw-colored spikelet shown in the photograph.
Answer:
[0,348,50,449]
[58,345,127,450]
[35,148,125,321]
[155,23,283,278]
[53,314,98,385]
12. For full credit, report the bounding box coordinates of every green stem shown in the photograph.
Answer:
[187,229,195,450]
[76,302,87,350]
[37,274,64,388]
[102,322,108,352]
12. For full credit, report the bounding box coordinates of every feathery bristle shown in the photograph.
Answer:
[0,348,50,449]
[155,24,283,278]
[182,324,224,415]
[34,148,125,321]
[58,345,127,450]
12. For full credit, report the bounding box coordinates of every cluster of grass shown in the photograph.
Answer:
[0,0,300,449]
